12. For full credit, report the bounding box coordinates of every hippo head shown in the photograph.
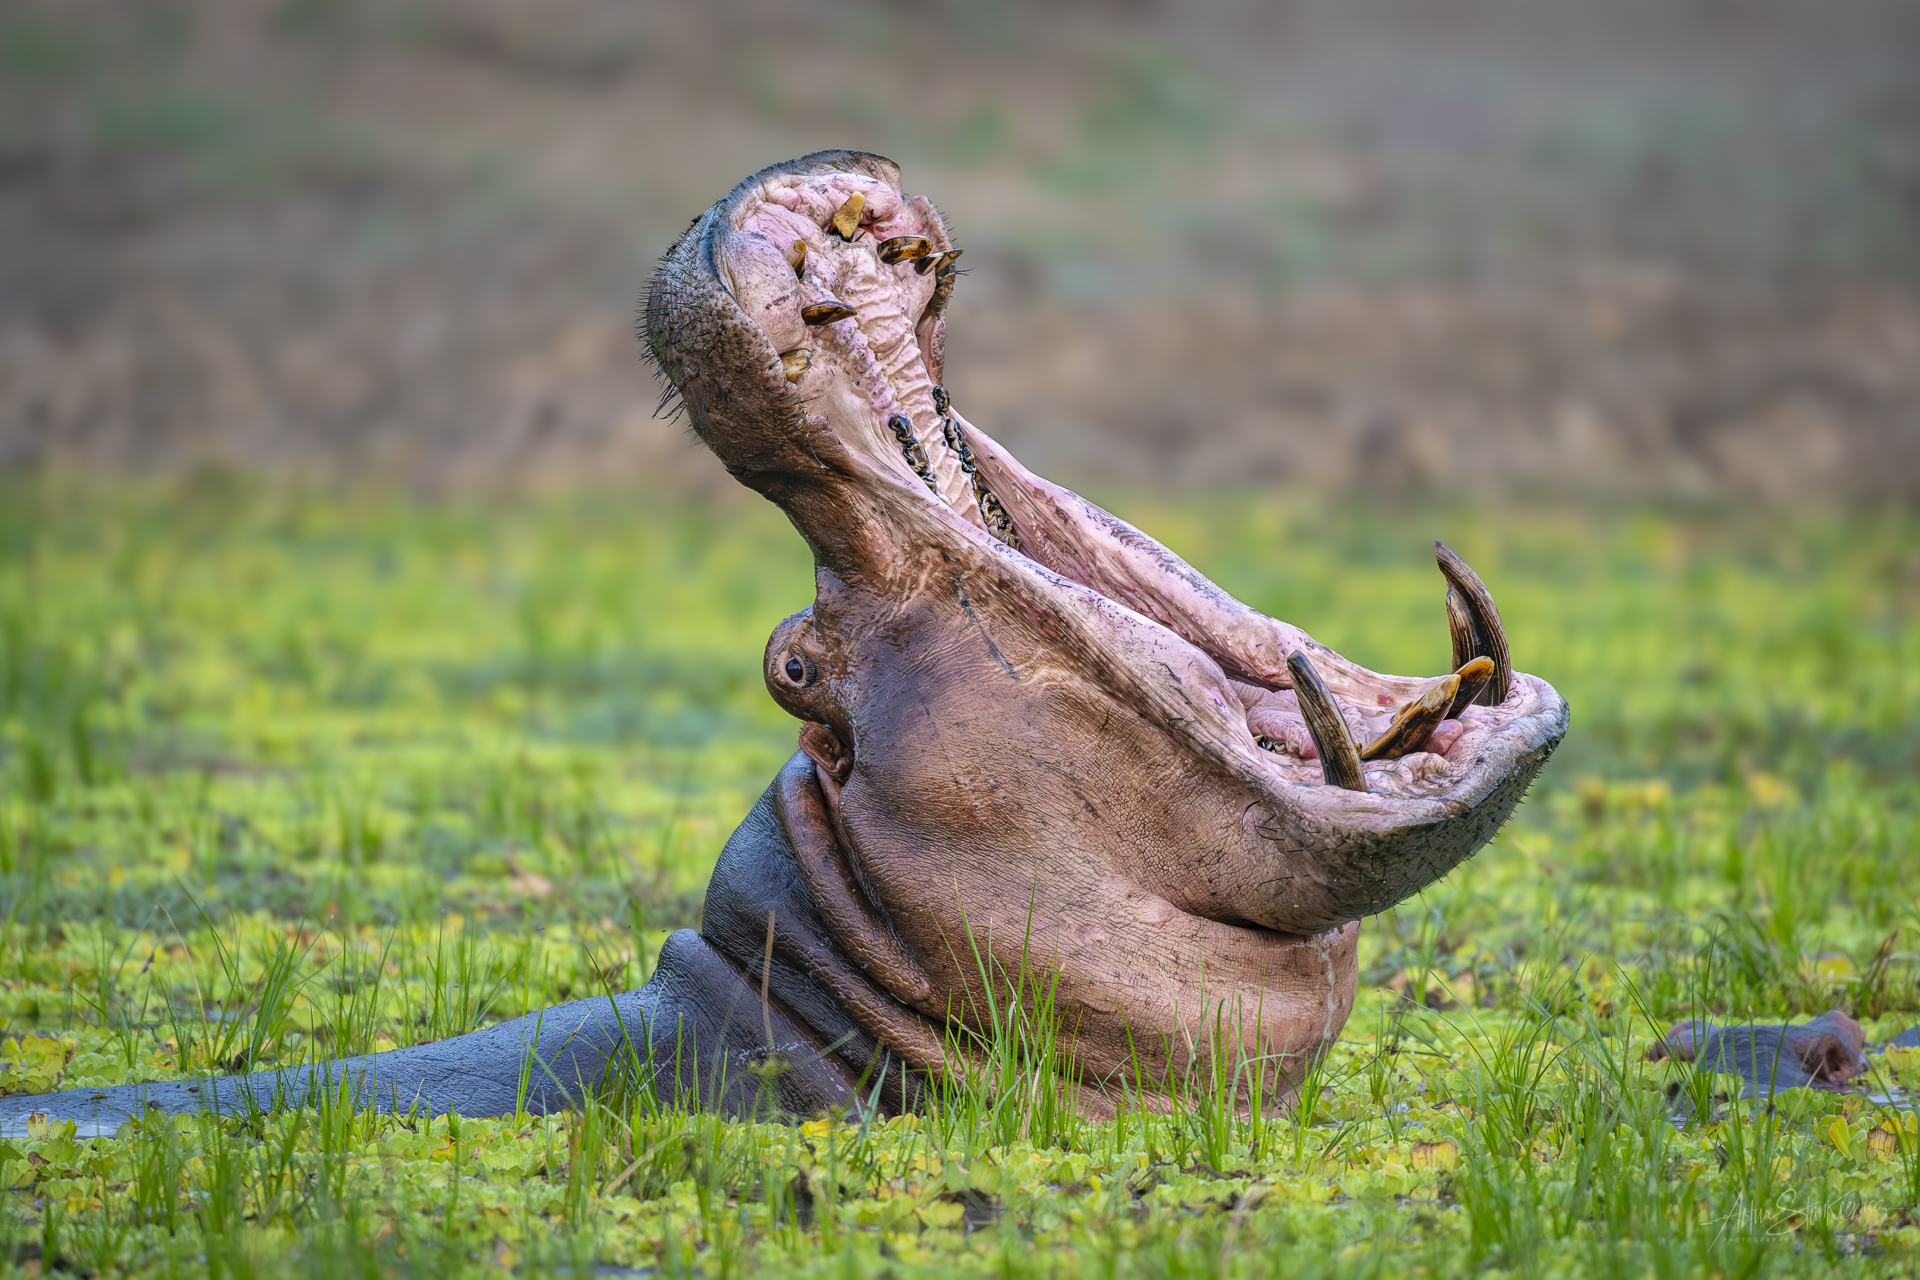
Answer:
[645,151,1567,1100]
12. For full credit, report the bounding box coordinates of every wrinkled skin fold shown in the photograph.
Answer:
[3,152,1566,1136]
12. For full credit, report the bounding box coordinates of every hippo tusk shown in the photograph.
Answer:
[1435,543,1511,704]
[1445,655,1496,719]
[1361,673,1460,762]
[1287,651,1367,790]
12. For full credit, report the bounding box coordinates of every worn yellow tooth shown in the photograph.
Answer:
[877,235,932,265]
[1435,543,1511,703]
[916,247,963,277]
[779,348,812,382]
[801,300,856,326]
[1445,655,1495,718]
[1360,673,1461,762]
[827,192,865,241]
[1286,651,1366,791]
[785,239,807,273]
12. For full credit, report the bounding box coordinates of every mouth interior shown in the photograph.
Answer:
[724,169,1545,804]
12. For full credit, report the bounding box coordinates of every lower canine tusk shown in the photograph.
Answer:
[1434,542,1511,704]
[1287,651,1367,791]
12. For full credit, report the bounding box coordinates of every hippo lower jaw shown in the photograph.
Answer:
[0,154,1565,1134]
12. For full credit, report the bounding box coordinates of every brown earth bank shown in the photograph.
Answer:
[2,0,1917,498]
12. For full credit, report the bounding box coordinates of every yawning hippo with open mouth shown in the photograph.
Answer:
[3,152,1565,1135]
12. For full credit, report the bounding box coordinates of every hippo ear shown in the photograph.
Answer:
[1647,1020,1701,1062]
[1798,1033,1849,1084]
[799,722,853,784]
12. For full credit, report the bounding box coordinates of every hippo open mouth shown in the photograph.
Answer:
[2,152,1564,1135]
[641,151,1567,1104]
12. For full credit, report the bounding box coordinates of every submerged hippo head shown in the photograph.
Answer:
[645,151,1567,1105]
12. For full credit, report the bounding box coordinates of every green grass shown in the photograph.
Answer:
[0,474,1917,1277]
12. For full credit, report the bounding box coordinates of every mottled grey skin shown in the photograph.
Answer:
[3,152,1568,1135]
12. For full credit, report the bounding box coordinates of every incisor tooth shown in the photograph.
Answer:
[785,239,807,273]
[801,300,856,326]
[917,248,963,277]
[1360,674,1460,761]
[1286,651,1366,791]
[779,348,812,382]
[827,192,865,241]
[877,236,932,265]
[1445,656,1495,718]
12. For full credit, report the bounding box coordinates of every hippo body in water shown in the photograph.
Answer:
[3,153,1567,1135]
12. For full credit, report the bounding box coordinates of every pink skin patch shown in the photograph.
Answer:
[1426,720,1466,757]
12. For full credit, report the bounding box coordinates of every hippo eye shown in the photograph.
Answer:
[781,653,815,685]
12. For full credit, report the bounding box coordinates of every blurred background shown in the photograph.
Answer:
[4,0,1918,500]
[0,0,1917,1124]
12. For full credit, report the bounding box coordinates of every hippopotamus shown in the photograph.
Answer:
[2,152,1566,1136]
